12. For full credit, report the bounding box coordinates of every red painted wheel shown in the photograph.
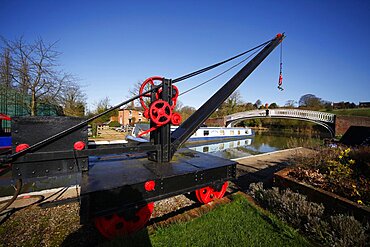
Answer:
[139,76,164,112]
[94,202,154,240]
[171,113,182,125]
[149,100,172,126]
[156,85,179,109]
[195,182,228,204]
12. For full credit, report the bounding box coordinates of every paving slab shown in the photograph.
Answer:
[233,147,316,190]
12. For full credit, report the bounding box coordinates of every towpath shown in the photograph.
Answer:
[232,147,316,190]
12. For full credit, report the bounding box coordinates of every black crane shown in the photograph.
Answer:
[0,33,285,239]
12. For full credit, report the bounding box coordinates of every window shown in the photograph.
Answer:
[238,130,241,135]
[220,130,225,135]
[203,146,209,152]
[204,130,209,136]
[230,130,234,135]
[138,112,143,116]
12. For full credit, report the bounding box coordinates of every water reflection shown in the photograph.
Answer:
[187,131,321,160]
[188,138,255,159]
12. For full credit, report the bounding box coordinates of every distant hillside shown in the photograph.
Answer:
[323,108,370,117]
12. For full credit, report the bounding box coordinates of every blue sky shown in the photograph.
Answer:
[1,0,369,110]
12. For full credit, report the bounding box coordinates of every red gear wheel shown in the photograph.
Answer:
[94,202,154,239]
[195,182,228,204]
[139,76,164,112]
[149,100,172,126]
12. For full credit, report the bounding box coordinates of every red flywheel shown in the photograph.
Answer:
[195,182,228,204]
[139,76,164,118]
[94,202,154,239]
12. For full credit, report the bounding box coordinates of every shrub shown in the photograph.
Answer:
[289,146,370,206]
[249,183,369,247]
[249,183,324,227]
[323,214,368,247]
[108,121,121,127]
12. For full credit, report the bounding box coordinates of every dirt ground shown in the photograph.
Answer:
[90,128,127,141]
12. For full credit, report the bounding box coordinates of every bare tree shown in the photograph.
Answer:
[59,82,86,117]
[2,37,75,115]
[0,47,12,87]
[285,100,297,108]
[128,80,145,107]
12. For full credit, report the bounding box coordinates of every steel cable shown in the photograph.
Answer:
[172,38,273,84]
[179,44,266,96]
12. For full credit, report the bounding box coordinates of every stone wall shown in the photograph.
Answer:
[335,115,370,135]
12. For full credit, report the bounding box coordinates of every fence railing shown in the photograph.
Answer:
[226,109,336,124]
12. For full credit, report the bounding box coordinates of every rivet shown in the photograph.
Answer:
[45,169,49,173]
[58,167,61,171]
[32,171,35,174]
[69,166,73,170]
[18,173,21,176]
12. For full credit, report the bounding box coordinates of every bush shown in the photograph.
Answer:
[108,121,121,127]
[249,183,369,247]
[289,146,370,206]
[324,215,368,247]
[249,183,324,227]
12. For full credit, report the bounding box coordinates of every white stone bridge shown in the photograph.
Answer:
[225,109,336,137]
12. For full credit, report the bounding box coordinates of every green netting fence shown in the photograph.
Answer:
[0,85,61,131]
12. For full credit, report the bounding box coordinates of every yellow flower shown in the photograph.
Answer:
[339,155,343,159]
[349,159,355,165]
[357,200,363,205]
[345,148,350,154]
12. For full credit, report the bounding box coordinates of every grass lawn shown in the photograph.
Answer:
[107,194,311,247]
[324,108,370,117]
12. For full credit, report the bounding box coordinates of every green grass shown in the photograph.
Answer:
[107,194,311,247]
[324,108,370,117]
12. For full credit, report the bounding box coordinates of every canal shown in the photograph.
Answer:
[186,130,322,160]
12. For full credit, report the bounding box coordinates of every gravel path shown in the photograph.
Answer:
[0,194,200,246]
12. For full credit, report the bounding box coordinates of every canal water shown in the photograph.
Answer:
[0,131,322,197]
[186,131,321,160]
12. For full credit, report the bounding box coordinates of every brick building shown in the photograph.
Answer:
[117,107,148,126]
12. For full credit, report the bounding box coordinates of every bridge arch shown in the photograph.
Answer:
[225,109,336,137]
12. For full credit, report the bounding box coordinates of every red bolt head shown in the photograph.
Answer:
[144,180,156,192]
[74,141,85,151]
[16,143,30,152]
